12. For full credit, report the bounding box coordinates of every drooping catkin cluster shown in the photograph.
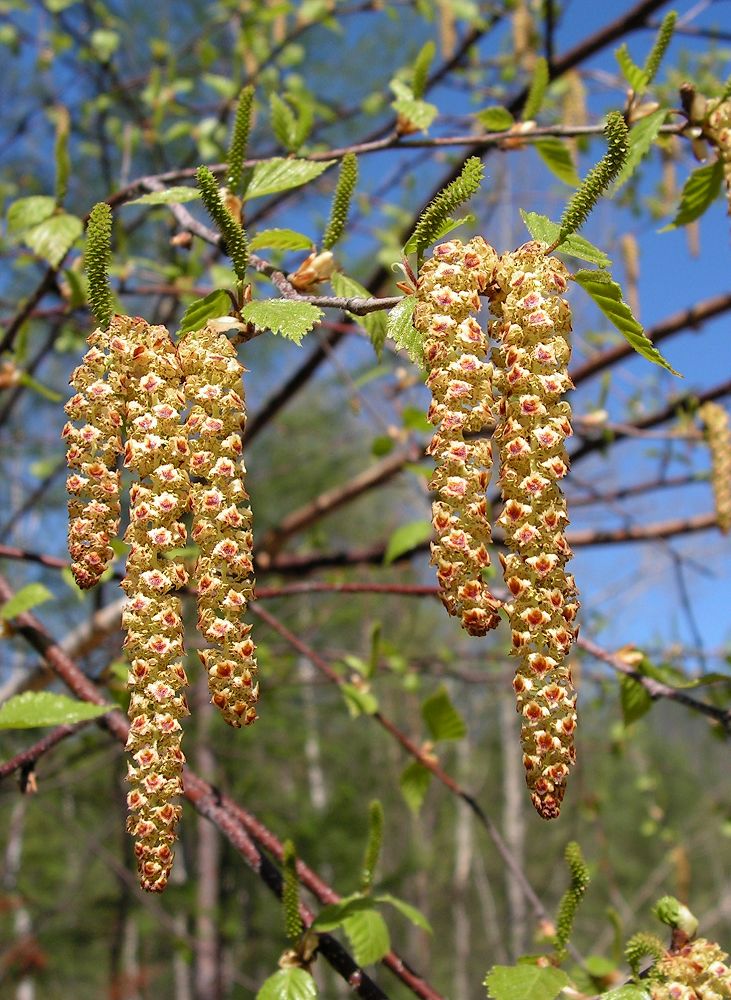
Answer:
[116,316,191,893]
[415,237,502,636]
[700,402,731,533]
[488,241,579,820]
[179,324,259,728]
[650,939,731,999]
[63,329,123,589]
[705,97,731,211]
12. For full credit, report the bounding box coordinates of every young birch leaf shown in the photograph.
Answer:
[0,583,54,619]
[390,79,438,132]
[270,93,299,151]
[312,894,375,932]
[400,760,432,814]
[602,987,652,1000]
[178,290,232,335]
[249,228,313,252]
[343,908,391,966]
[613,108,668,192]
[421,685,467,741]
[476,106,514,131]
[386,295,420,363]
[534,138,580,186]
[383,519,431,565]
[7,196,56,234]
[573,269,681,376]
[375,894,433,933]
[520,210,609,266]
[127,186,201,206]
[340,684,379,718]
[0,691,113,729]
[620,674,653,726]
[256,968,317,1000]
[484,966,571,1000]
[411,40,435,99]
[663,158,724,229]
[26,213,83,268]
[615,44,649,93]
[240,300,322,345]
[330,271,387,358]
[244,158,335,200]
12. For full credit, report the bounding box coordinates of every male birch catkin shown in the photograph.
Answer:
[179,324,259,728]
[700,401,731,533]
[488,242,579,820]
[63,328,123,589]
[116,317,190,892]
[415,238,502,636]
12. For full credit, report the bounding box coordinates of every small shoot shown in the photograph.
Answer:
[196,165,249,283]
[406,156,485,266]
[226,85,255,195]
[553,842,590,960]
[360,800,384,895]
[522,56,549,121]
[653,895,699,939]
[322,153,358,251]
[85,202,114,328]
[551,111,628,249]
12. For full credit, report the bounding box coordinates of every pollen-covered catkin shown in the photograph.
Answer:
[116,316,190,893]
[63,327,124,589]
[650,939,731,999]
[700,402,731,534]
[415,237,502,636]
[705,97,731,212]
[488,241,579,820]
[179,325,259,728]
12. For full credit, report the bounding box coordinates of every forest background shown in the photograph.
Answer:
[0,0,730,998]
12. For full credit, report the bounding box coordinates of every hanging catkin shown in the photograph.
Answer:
[415,237,502,637]
[705,96,731,212]
[117,316,191,893]
[179,324,259,728]
[63,327,124,589]
[700,401,731,533]
[488,241,579,820]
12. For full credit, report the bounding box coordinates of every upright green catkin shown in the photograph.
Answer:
[408,157,485,263]
[196,166,249,280]
[554,841,589,956]
[360,800,384,894]
[522,56,549,121]
[488,241,579,819]
[415,237,502,636]
[282,840,303,942]
[411,40,436,99]
[85,203,114,328]
[116,317,190,893]
[700,402,731,532]
[226,85,255,194]
[179,325,259,727]
[642,11,677,86]
[322,153,358,251]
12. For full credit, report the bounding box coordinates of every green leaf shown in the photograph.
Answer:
[312,894,376,931]
[383,519,431,565]
[386,295,421,364]
[17,372,63,402]
[7,196,56,234]
[0,583,54,619]
[343,908,391,966]
[534,138,580,186]
[476,106,514,131]
[0,691,113,730]
[613,108,668,192]
[375,894,432,933]
[602,988,651,1000]
[340,683,379,718]
[240,300,322,345]
[399,760,432,814]
[127,186,202,206]
[249,228,313,251]
[270,93,300,151]
[244,158,335,200]
[178,290,232,335]
[663,158,724,229]
[421,685,467,742]
[390,79,438,132]
[24,213,82,268]
[256,968,317,1000]
[330,272,387,359]
[519,210,609,266]
[90,28,119,61]
[484,965,571,1000]
[620,674,653,726]
[573,269,681,376]
[615,43,649,93]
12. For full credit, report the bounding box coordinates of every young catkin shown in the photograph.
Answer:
[488,241,579,820]
[63,328,123,589]
[179,325,259,728]
[700,401,731,533]
[117,316,190,893]
[415,237,502,636]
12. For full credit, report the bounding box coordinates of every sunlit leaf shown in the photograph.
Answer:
[0,691,113,730]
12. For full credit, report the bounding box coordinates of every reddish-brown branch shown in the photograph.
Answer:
[0,723,85,781]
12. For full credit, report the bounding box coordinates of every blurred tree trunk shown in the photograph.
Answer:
[2,799,34,1000]
[452,740,473,1000]
[195,680,221,1000]
[500,692,527,959]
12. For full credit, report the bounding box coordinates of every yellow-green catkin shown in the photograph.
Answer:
[700,402,731,534]
[488,241,579,820]
[650,939,731,999]
[116,316,190,893]
[179,325,259,728]
[705,97,731,212]
[415,237,502,637]
[63,327,123,589]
